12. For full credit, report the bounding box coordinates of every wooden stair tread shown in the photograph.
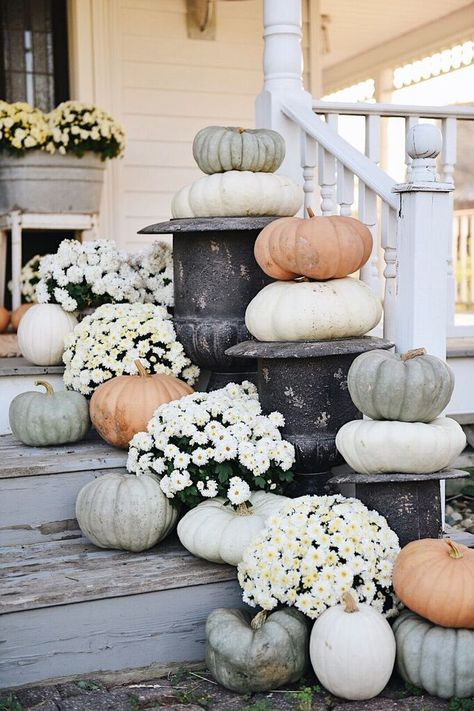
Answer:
[0,432,127,478]
[0,534,237,614]
[0,356,65,376]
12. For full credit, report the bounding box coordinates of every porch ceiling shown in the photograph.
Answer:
[321,0,473,79]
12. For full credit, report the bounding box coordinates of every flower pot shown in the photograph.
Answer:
[0,150,105,214]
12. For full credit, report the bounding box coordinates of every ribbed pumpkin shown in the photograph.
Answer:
[171,171,302,218]
[11,303,34,331]
[336,417,466,475]
[245,278,382,342]
[193,126,285,174]
[206,608,308,693]
[76,471,178,552]
[0,305,10,333]
[348,347,454,422]
[393,610,474,699]
[90,360,193,449]
[9,380,90,446]
[254,208,372,281]
[310,592,395,700]
[393,539,474,628]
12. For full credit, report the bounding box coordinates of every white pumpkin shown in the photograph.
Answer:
[336,417,466,475]
[177,491,289,566]
[171,171,302,218]
[18,303,78,366]
[245,278,382,342]
[76,471,178,552]
[310,592,396,700]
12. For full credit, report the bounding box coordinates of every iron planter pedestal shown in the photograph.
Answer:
[226,336,393,494]
[329,469,466,547]
[139,216,276,390]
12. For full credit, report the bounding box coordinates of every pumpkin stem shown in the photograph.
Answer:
[236,502,251,516]
[447,539,464,559]
[35,380,55,395]
[342,591,359,613]
[306,206,316,219]
[135,360,150,378]
[250,610,268,630]
[400,348,427,362]
[238,127,246,134]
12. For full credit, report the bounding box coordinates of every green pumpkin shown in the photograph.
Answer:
[192,126,285,174]
[9,380,90,446]
[348,347,454,422]
[393,610,474,699]
[206,608,308,693]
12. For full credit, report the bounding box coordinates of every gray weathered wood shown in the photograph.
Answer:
[0,356,64,377]
[444,525,474,548]
[0,432,127,478]
[447,338,474,358]
[227,336,393,359]
[0,467,124,545]
[139,216,279,234]
[1,577,244,688]
[0,535,237,614]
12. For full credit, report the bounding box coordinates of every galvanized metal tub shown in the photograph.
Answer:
[0,150,105,214]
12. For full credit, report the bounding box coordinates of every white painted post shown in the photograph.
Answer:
[391,124,454,360]
[10,211,22,310]
[255,0,313,186]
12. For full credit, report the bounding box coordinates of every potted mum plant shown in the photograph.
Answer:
[0,100,125,214]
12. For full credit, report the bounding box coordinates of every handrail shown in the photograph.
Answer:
[312,100,474,120]
[282,101,399,210]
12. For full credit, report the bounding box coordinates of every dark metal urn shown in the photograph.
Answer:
[139,217,277,390]
[227,336,393,494]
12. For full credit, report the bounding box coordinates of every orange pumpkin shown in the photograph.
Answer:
[393,538,474,628]
[11,303,34,331]
[90,361,194,449]
[0,306,10,333]
[254,208,372,281]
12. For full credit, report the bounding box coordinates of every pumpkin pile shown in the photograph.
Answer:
[171,126,303,218]
[392,538,474,699]
[336,347,466,474]
[245,208,382,341]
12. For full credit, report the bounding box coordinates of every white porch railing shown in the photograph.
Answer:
[454,208,474,310]
[256,0,474,356]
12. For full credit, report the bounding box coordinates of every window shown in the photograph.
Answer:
[0,0,69,111]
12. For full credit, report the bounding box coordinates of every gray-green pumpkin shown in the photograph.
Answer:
[193,126,285,174]
[206,608,308,693]
[393,609,474,699]
[9,380,90,446]
[348,347,454,422]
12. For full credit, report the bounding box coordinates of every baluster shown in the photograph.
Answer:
[460,214,469,306]
[381,202,398,344]
[301,130,317,216]
[336,163,354,216]
[404,116,419,181]
[359,114,382,296]
[470,214,474,308]
[318,113,337,216]
[442,117,457,327]
[453,214,460,305]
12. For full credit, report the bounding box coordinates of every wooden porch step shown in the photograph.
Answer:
[0,534,242,689]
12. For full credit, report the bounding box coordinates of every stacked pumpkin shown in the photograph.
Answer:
[392,537,474,699]
[171,126,303,218]
[336,347,466,474]
[245,208,382,341]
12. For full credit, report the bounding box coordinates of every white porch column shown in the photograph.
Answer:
[391,124,454,360]
[256,0,313,186]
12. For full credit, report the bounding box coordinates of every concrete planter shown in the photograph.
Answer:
[0,150,106,214]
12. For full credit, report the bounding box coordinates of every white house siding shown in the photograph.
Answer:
[99,0,310,251]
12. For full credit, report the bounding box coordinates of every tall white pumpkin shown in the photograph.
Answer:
[171,171,302,218]
[76,471,178,552]
[177,491,289,566]
[336,417,466,475]
[18,303,78,366]
[310,593,396,700]
[245,278,382,342]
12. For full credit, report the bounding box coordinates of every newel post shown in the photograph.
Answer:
[255,0,313,186]
[391,124,454,360]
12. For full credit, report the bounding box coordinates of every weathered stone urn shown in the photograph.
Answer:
[227,336,393,494]
[139,216,276,389]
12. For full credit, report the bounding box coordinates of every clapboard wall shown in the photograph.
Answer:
[69,0,311,251]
